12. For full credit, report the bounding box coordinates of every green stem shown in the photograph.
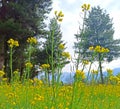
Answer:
[28,44,32,62]
[10,47,13,81]
[51,25,55,86]
[76,10,87,70]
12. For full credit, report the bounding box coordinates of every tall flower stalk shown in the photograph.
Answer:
[26,37,37,79]
[50,11,64,86]
[75,4,90,70]
[7,39,19,81]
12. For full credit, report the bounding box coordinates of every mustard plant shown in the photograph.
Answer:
[25,37,37,79]
[7,38,19,82]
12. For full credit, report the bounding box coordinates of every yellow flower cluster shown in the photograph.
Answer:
[54,10,64,22]
[7,39,19,48]
[31,94,44,105]
[13,69,19,75]
[58,43,65,49]
[89,46,94,51]
[109,76,120,83]
[76,70,85,79]
[62,52,71,59]
[34,94,44,101]
[2,78,7,82]
[0,70,5,77]
[81,4,90,12]
[40,64,50,69]
[25,62,33,68]
[82,60,89,65]
[89,45,110,53]
[107,68,113,75]
[27,37,37,44]
[91,69,98,74]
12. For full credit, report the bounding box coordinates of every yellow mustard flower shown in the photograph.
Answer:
[62,52,71,59]
[7,38,19,48]
[0,70,5,77]
[81,3,90,12]
[13,69,19,75]
[2,78,7,81]
[34,94,44,101]
[27,37,37,44]
[89,46,94,51]
[109,76,120,82]
[107,68,113,75]
[76,70,85,79]
[93,45,110,53]
[59,43,65,49]
[31,101,35,105]
[91,69,98,74]
[40,64,50,69]
[54,10,64,22]
[82,60,89,65]
[25,62,33,68]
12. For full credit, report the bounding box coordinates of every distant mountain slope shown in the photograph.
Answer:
[36,67,120,84]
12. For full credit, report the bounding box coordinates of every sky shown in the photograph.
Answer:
[50,0,120,72]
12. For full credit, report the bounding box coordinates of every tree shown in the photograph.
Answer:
[37,18,70,83]
[0,0,52,78]
[74,6,120,83]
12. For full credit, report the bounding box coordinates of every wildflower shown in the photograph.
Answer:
[34,94,44,101]
[91,69,98,74]
[81,4,90,12]
[27,37,37,44]
[33,78,43,86]
[109,76,120,82]
[94,45,110,53]
[54,10,64,22]
[62,52,71,59]
[2,78,7,81]
[59,43,65,49]
[29,79,34,84]
[7,38,19,48]
[82,60,89,65]
[107,68,113,75]
[12,101,16,105]
[25,62,33,68]
[13,69,19,75]
[89,46,94,51]
[40,64,50,69]
[31,101,35,105]
[76,70,85,79]
[0,70,5,77]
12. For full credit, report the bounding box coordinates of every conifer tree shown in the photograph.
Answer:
[74,6,120,83]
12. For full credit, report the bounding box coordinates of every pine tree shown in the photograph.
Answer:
[0,0,52,77]
[74,6,120,83]
[37,18,70,83]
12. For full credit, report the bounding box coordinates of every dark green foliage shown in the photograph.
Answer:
[0,0,52,78]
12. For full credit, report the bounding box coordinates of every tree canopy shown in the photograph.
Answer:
[0,0,52,77]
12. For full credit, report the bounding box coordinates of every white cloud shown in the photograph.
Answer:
[66,0,77,4]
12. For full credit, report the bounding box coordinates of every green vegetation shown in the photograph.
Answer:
[0,2,120,109]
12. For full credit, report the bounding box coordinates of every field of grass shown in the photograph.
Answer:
[0,80,120,109]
